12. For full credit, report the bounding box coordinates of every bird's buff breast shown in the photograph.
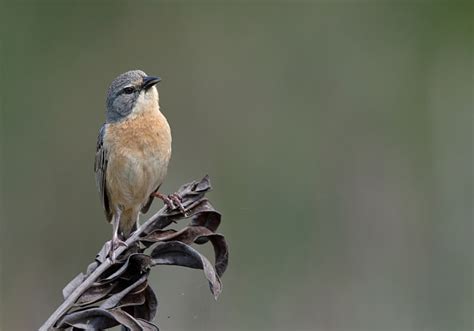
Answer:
[104,110,171,211]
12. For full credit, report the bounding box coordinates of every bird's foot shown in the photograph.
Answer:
[154,192,187,216]
[169,193,186,215]
[108,237,128,262]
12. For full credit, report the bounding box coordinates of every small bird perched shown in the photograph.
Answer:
[95,70,181,260]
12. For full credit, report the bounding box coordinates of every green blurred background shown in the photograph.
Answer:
[1,1,472,331]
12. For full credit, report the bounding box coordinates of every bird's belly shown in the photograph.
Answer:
[106,149,168,210]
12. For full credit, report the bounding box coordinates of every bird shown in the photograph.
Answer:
[94,70,182,260]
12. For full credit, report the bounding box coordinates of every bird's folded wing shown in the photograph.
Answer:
[94,124,112,222]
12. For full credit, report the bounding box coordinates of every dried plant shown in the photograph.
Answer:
[39,176,229,331]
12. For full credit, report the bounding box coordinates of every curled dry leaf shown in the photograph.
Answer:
[122,285,158,322]
[151,241,222,299]
[75,281,118,306]
[52,176,229,330]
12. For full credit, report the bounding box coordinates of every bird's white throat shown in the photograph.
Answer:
[130,86,160,118]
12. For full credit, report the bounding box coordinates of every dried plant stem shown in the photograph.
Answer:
[39,206,167,331]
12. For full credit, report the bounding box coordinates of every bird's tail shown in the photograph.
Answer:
[118,209,139,239]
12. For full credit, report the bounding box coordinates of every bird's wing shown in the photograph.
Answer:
[94,124,112,222]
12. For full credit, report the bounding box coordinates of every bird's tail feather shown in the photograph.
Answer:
[118,209,138,239]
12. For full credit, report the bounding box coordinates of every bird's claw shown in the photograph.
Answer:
[154,192,188,216]
[169,193,187,216]
[108,238,128,262]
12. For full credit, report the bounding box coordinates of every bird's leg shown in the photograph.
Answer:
[153,192,173,209]
[110,210,128,262]
[153,192,187,215]
[135,212,141,228]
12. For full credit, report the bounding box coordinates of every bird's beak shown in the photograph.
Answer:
[142,76,161,90]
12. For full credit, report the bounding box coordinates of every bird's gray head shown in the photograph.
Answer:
[106,70,161,123]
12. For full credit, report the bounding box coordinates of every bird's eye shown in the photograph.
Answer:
[123,87,134,94]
